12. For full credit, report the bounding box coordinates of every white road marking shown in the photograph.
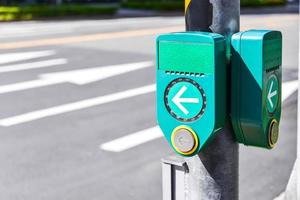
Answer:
[0,58,67,73]
[0,61,153,94]
[100,80,299,152]
[100,126,163,152]
[0,84,156,127]
[282,80,298,102]
[40,61,153,85]
[0,50,55,65]
[0,79,62,94]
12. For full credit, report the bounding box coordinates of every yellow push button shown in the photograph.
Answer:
[268,119,279,148]
[171,126,199,156]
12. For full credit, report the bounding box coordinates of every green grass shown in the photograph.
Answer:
[122,0,287,11]
[241,0,287,7]
[121,1,184,11]
[0,0,288,21]
[0,4,117,21]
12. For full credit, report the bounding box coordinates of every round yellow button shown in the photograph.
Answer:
[268,119,279,148]
[171,126,199,156]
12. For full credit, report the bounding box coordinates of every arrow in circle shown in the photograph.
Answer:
[268,81,278,108]
[172,86,199,115]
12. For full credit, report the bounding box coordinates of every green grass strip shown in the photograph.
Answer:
[0,4,117,21]
[122,0,286,11]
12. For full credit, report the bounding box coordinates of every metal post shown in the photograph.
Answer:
[162,1,240,199]
[162,156,189,200]
[185,0,212,32]
[185,0,240,199]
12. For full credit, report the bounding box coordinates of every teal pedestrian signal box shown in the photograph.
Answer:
[231,30,282,148]
[156,32,226,156]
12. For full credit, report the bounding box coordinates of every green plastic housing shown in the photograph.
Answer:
[231,30,282,148]
[156,32,226,156]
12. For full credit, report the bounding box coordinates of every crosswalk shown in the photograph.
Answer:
[0,49,298,155]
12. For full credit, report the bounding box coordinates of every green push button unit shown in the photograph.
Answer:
[156,32,226,156]
[231,30,282,149]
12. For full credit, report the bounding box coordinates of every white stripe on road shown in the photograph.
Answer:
[0,58,67,73]
[282,80,298,102]
[0,61,153,94]
[0,84,156,127]
[100,80,299,152]
[0,79,62,94]
[100,126,163,152]
[0,50,55,65]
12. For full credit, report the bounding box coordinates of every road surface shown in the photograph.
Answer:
[0,13,298,200]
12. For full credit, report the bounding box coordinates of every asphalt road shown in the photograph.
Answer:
[0,13,298,200]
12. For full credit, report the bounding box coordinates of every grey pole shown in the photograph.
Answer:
[185,0,240,199]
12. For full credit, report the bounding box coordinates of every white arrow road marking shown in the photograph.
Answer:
[0,58,67,73]
[40,61,153,85]
[0,50,55,65]
[100,80,298,152]
[0,61,153,94]
[172,85,199,115]
[0,84,155,127]
[100,126,163,152]
[0,79,63,94]
[268,81,278,108]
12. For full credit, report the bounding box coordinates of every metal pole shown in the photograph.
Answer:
[185,0,240,199]
[185,0,212,32]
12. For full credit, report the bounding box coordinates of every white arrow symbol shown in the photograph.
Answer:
[0,61,152,94]
[172,86,199,115]
[268,81,278,108]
